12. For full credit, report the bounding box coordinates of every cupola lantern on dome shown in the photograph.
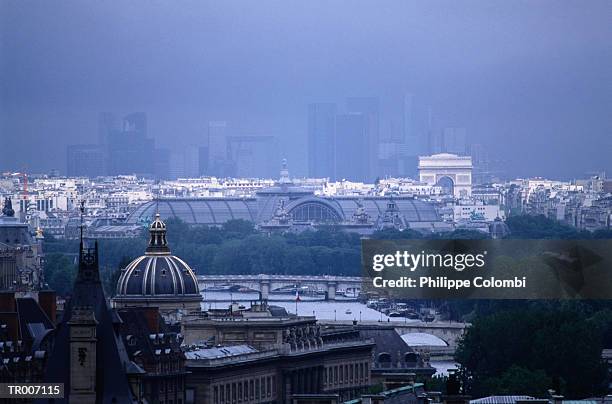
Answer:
[146,213,170,254]
[111,213,202,317]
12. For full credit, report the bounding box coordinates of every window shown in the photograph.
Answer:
[378,352,391,364]
[289,202,341,223]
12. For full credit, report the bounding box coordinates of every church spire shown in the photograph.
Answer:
[75,200,101,287]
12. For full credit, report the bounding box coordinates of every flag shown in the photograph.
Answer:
[295,289,301,302]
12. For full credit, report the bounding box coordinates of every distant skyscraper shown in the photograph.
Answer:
[307,103,337,178]
[226,135,280,178]
[97,112,116,146]
[403,93,413,144]
[402,93,424,157]
[442,127,468,155]
[122,112,147,135]
[184,146,199,178]
[206,121,228,177]
[67,111,165,178]
[335,113,368,181]
[346,97,379,178]
[168,148,199,179]
[470,143,491,184]
[66,145,106,177]
[198,146,209,176]
[169,151,186,179]
[107,113,155,176]
[153,149,171,180]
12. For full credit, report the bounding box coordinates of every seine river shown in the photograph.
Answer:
[200,290,457,375]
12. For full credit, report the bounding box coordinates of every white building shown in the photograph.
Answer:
[418,153,473,198]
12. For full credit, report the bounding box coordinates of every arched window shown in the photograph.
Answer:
[289,202,341,223]
[404,352,418,365]
[378,352,392,364]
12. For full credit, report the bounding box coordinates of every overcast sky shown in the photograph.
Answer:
[1,0,611,179]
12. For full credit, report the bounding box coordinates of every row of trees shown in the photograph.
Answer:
[455,302,612,398]
[43,214,612,295]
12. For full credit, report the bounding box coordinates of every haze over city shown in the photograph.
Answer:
[2,0,611,179]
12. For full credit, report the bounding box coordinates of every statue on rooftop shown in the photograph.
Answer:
[2,197,15,217]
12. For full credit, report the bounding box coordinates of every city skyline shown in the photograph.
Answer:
[2,1,612,179]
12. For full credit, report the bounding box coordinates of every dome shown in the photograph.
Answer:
[115,214,200,298]
[489,217,510,239]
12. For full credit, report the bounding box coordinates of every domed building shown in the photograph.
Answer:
[112,214,202,317]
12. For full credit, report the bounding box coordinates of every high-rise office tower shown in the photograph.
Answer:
[403,93,413,145]
[198,146,209,176]
[169,151,187,179]
[183,146,199,178]
[107,113,155,176]
[226,135,279,178]
[206,121,228,177]
[66,145,106,177]
[403,93,425,157]
[97,112,116,146]
[346,97,379,178]
[335,113,368,181]
[122,112,148,135]
[153,149,171,180]
[307,103,337,178]
[442,127,468,155]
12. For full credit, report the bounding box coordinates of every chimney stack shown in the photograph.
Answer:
[38,290,57,323]
[0,292,16,312]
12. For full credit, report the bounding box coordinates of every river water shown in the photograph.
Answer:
[200,291,457,375]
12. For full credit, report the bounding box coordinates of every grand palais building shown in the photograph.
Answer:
[126,166,449,234]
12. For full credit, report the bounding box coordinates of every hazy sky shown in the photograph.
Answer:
[1,0,611,179]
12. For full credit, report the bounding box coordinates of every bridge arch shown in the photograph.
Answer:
[394,322,468,351]
[401,332,449,347]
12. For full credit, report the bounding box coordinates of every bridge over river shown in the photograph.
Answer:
[198,274,362,300]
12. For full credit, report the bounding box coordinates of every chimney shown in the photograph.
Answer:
[0,292,16,312]
[38,290,57,324]
[142,307,160,333]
